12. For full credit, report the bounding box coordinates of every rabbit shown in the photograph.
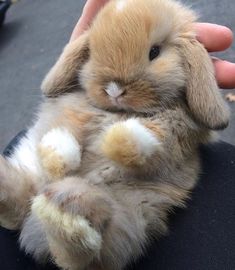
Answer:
[0,0,230,269]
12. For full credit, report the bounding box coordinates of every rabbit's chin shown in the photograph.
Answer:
[91,98,157,115]
[86,88,159,114]
[89,100,132,113]
[109,100,157,115]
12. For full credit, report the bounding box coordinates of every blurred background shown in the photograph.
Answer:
[0,0,234,152]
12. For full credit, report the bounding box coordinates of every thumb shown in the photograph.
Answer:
[70,0,109,42]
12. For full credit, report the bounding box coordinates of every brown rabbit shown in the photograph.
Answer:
[0,0,229,269]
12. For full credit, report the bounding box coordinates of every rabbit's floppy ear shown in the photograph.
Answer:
[180,38,229,130]
[41,32,89,97]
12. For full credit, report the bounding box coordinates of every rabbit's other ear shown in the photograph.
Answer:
[180,38,229,130]
[41,32,89,97]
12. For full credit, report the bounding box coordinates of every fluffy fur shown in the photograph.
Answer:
[102,119,161,167]
[0,0,229,269]
[39,128,81,178]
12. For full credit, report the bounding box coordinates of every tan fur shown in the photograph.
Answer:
[144,122,165,140]
[62,109,94,137]
[179,38,229,129]
[32,193,102,270]
[101,122,147,167]
[41,32,89,97]
[0,156,36,229]
[64,109,94,127]
[38,145,66,179]
[0,0,230,269]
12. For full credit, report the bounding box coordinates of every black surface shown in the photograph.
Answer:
[0,0,11,27]
[0,135,235,270]
[127,142,235,270]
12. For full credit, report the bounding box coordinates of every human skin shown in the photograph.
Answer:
[70,0,235,89]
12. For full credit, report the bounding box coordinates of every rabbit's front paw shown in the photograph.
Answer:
[101,119,161,167]
[38,128,81,179]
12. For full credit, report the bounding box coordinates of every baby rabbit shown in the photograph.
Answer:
[0,0,229,269]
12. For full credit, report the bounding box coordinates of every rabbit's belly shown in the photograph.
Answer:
[78,152,153,186]
[78,154,122,185]
[77,145,200,191]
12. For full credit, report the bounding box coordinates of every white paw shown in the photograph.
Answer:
[39,128,81,176]
[122,119,161,157]
[102,119,161,167]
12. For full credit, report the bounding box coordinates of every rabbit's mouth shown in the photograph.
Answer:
[104,81,129,109]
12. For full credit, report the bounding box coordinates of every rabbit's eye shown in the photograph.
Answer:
[149,45,161,61]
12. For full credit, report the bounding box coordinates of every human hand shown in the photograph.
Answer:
[70,0,235,89]
[196,23,235,89]
[70,0,109,41]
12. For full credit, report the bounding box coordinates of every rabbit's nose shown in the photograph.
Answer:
[105,82,125,98]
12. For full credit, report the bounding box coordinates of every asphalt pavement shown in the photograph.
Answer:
[0,0,234,152]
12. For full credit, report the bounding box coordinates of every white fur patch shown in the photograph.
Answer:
[40,128,81,171]
[123,119,161,157]
[116,0,127,11]
[105,82,124,98]
[32,195,102,252]
[7,129,41,176]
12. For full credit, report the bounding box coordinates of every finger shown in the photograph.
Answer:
[70,0,109,42]
[195,23,233,52]
[213,59,235,89]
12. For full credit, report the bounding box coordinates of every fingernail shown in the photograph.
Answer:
[211,56,220,61]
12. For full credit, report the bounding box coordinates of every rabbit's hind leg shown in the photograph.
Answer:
[0,155,36,229]
[31,177,112,270]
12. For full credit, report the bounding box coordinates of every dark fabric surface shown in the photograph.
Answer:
[128,142,235,270]
[0,0,11,26]
[1,134,234,270]
[3,130,27,157]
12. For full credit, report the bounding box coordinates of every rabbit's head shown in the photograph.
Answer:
[44,0,229,130]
